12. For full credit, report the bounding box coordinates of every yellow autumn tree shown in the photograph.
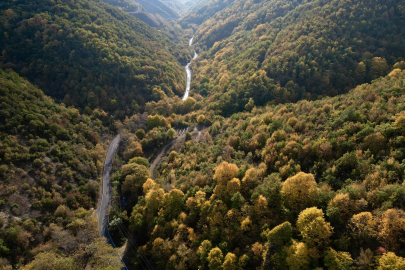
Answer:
[282,172,318,213]
[328,193,354,223]
[213,162,239,199]
[241,216,252,232]
[241,168,260,195]
[393,113,405,134]
[253,195,269,221]
[297,207,333,248]
[168,151,177,162]
[195,190,207,208]
[226,178,241,196]
[197,240,212,264]
[124,141,143,159]
[377,208,405,252]
[219,73,230,85]
[362,132,386,153]
[214,162,239,186]
[147,114,164,129]
[370,57,389,79]
[377,252,405,270]
[197,114,205,124]
[286,242,313,270]
[228,136,240,149]
[20,251,77,270]
[208,247,224,270]
[209,200,228,228]
[142,178,157,194]
[348,212,376,243]
[224,208,241,227]
[145,185,165,219]
[287,117,298,127]
[222,252,237,270]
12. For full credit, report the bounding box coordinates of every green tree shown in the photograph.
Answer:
[163,189,184,220]
[20,252,76,270]
[324,248,353,270]
[370,57,389,80]
[245,98,255,112]
[121,163,150,194]
[124,141,143,159]
[135,129,146,140]
[262,222,293,269]
[167,128,177,139]
[183,97,196,112]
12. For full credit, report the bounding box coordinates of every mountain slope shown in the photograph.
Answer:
[161,0,186,14]
[179,0,235,29]
[125,68,405,269]
[0,69,124,268]
[190,0,405,115]
[0,0,189,117]
[133,0,181,18]
[103,0,168,27]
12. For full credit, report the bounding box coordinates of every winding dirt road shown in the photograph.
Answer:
[149,130,186,179]
[95,36,198,268]
[97,134,121,241]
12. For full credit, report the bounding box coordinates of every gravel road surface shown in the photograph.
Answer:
[97,134,121,241]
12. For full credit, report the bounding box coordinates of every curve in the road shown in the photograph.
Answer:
[149,131,186,179]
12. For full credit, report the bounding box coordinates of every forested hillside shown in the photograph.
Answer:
[2,0,405,268]
[0,69,123,268]
[117,68,405,269]
[178,0,235,30]
[132,0,181,19]
[161,0,186,14]
[0,0,189,117]
[188,0,405,115]
[103,0,144,13]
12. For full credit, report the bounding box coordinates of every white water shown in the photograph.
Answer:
[182,37,198,100]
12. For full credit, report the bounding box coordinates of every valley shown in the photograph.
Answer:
[1,0,405,269]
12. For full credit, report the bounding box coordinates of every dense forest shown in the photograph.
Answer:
[1,0,405,268]
[0,69,123,268]
[0,0,189,117]
[178,0,235,30]
[112,68,405,270]
[186,0,405,115]
[104,0,194,42]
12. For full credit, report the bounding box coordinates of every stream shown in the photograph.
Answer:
[182,36,198,100]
